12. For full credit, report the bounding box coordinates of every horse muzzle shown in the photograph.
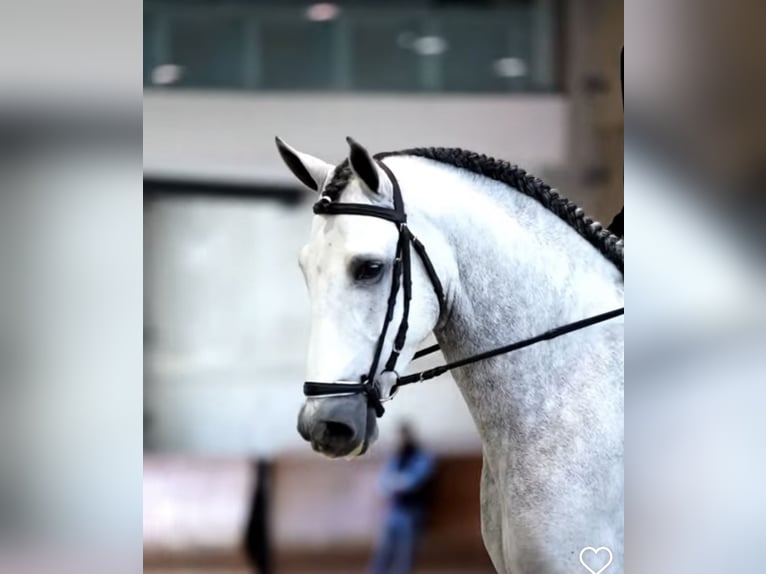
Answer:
[297,394,378,458]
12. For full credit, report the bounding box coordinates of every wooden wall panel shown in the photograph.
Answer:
[272,454,493,570]
[144,454,493,570]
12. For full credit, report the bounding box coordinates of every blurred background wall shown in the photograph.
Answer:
[143,1,622,571]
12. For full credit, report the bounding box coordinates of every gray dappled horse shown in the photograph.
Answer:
[277,137,623,574]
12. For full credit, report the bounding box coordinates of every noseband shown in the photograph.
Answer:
[303,160,624,417]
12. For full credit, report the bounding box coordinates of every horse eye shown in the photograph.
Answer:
[352,260,384,282]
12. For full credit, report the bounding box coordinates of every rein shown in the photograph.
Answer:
[303,160,624,417]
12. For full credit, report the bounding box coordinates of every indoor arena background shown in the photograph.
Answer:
[142,1,622,572]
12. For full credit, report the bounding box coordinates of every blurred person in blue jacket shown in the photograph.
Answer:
[370,422,436,574]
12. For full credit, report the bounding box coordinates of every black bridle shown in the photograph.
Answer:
[303,160,624,417]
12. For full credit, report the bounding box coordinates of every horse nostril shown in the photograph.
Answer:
[324,421,355,442]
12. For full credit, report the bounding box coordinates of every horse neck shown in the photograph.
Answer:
[389,156,624,447]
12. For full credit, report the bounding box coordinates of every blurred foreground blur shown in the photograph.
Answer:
[0,0,142,571]
[627,1,766,573]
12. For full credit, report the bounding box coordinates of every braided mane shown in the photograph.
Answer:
[321,147,624,274]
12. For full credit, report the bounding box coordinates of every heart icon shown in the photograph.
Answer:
[579,546,613,574]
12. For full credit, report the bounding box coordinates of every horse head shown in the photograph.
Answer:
[276,137,442,457]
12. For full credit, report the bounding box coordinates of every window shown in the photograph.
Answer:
[144,1,560,93]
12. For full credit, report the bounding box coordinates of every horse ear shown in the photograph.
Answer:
[275,137,332,192]
[346,136,381,194]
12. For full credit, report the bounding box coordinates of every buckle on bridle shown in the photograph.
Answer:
[376,370,400,402]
